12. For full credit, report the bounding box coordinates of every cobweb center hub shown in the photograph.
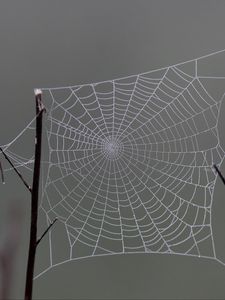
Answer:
[102,138,123,160]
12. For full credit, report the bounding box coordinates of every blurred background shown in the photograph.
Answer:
[1,0,225,299]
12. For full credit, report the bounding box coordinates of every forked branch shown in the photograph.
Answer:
[1,89,57,300]
[36,218,58,247]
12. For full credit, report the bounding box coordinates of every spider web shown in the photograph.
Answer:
[2,49,225,278]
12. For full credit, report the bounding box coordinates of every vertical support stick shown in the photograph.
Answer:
[24,90,44,300]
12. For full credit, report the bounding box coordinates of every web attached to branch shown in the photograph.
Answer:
[2,50,225,278]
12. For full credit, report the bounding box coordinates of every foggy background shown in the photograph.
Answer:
[1,0,225,299]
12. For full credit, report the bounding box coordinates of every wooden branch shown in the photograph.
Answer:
[25,90,45,300]
[0,147,31,192]
[36,218,58,247]
[213,164,225,186]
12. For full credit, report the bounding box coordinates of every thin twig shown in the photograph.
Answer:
[0,160,5,184]
[0,147,31,192]
[36,218,58,247]
[213,164,225,185]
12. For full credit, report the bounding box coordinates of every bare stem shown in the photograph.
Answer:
[36,218,57,247]
[24,91,45,300]
[0,147,31,192]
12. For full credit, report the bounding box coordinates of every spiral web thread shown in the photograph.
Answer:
[2,49,225,278]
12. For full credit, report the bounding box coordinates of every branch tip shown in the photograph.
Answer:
[34,89,42,96]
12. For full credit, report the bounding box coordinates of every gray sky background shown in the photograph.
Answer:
[1,1,225,299]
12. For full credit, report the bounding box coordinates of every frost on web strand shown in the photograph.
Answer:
[2,49,225,278]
